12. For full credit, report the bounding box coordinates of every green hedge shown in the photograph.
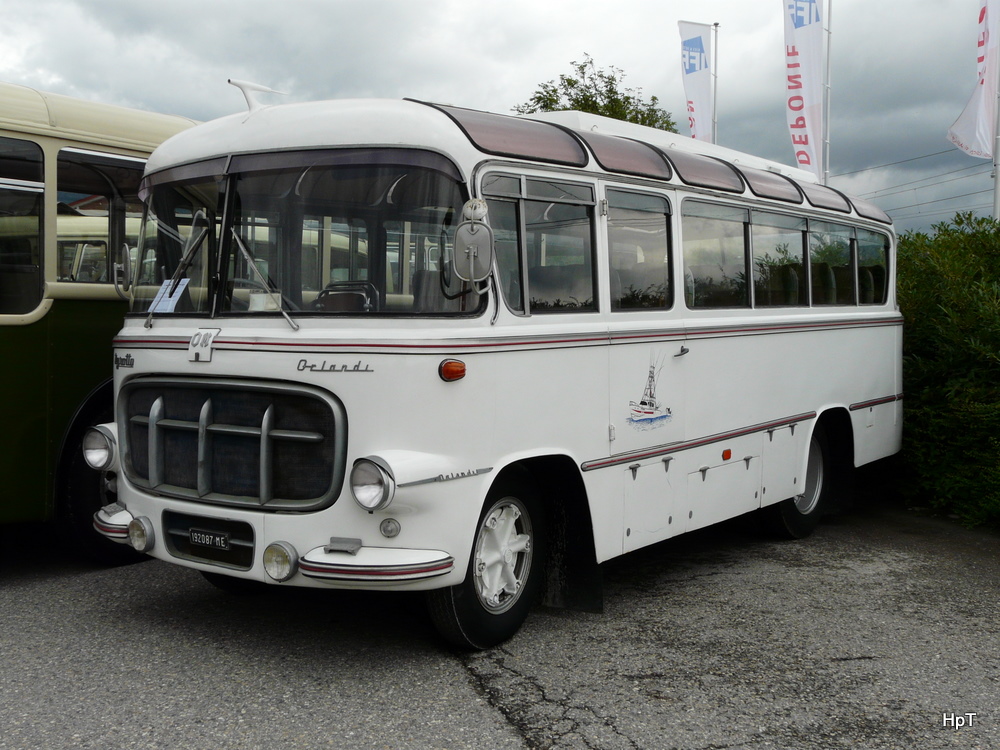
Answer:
[897,213,1000,526]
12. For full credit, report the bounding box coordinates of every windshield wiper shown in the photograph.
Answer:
[145,210,210,329]
[230,228,299,331]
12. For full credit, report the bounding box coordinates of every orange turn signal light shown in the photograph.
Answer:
[439,359,466,382]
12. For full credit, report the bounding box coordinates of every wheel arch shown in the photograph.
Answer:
[813,406,854,511]
[54,377,115,513]
[493,454,603,613]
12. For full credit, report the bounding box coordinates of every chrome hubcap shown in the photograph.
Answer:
[794,436,824,515]
[473,498,533,613]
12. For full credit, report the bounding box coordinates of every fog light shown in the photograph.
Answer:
[128,516,155,553]
[83,426,116,471]
[263,541,298,582]
[350,457,395,512]
[380,518,401,538]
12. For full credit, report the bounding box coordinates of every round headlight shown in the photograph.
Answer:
[350,458,395,512]
[127,516,155,553]
[83,426,116,471]
[263,541,298,582]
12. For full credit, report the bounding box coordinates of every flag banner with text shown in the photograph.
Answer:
[948,0,1000,159]
[679,21,714,142]
[782,0,825,178]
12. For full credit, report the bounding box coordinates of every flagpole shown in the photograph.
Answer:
[712,22,720,144]
[823,0,833,185]
[994,65,1000,218]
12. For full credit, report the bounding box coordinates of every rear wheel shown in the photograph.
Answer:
[762,427,831,539]
[427,476,545,650]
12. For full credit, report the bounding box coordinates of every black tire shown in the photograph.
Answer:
[426,475,546,650]
[61,428,146,566]
[761,426,831,539]
[201,570,268,595]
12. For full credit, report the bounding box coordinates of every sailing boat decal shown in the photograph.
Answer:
[628,355,672,427]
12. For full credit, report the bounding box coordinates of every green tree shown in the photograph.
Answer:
[897,212,1000,526]
[513,55,676,132]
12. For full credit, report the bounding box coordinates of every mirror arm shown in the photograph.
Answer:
[113,242,132,300]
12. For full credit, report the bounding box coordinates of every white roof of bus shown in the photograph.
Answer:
[0,81,197,153]
[146,99,481,174]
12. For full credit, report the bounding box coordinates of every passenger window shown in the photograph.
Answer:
[607,190,672,310]
[483,175,596,314]
[57,150,145,284]
[751,212,807,307]
[809,222,854,305]
[0,136,43,314]
[484,199,523,312]
[525,200,594,311]
[857,229,889,305]
[682,201,749,308]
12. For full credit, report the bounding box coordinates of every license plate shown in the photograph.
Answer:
[189,528,230,551]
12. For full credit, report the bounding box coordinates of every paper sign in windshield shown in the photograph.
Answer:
[149,279,190,313]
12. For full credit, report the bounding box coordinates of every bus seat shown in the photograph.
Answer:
[811,262,836,305]
[763,264,799,306]
[868,266,886,303]
[832,266,855,304]
[858,267,874,304]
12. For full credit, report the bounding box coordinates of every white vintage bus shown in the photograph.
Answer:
[87,93,901,648]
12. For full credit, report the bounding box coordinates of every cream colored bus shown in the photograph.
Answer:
[0,82,194,561]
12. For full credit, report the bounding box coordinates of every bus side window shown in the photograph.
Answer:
[681,201,749,309]
[524,199,595,312]
[485,199,524,312]
[56,150,145,284]
[0,136,43,314]
[857,229,889,305]
[751,211,807,307]
[484,176,597,314]
[607,190,672,310]
[809,222,854,306]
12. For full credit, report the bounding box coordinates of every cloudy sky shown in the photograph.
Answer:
[0,0,991,233]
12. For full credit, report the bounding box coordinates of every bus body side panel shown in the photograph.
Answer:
[0,298,125,523]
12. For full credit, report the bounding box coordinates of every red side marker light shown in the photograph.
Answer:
[439,359,466,382]
[722,449,732,461]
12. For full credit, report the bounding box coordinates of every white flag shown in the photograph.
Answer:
[947,0,1000,159]
[782,0,825,178]
[679,21,714,143]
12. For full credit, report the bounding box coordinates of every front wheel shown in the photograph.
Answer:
[761,427,831,539]
[427,477,546,650]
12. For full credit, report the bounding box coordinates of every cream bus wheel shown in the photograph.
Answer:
[427,476,546,650]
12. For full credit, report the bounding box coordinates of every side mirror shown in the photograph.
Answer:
[113,242,133,300]
[452,199,494,287]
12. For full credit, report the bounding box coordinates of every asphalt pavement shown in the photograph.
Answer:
[1,481,997,749]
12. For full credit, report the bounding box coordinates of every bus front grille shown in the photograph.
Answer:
[120,377,347,511]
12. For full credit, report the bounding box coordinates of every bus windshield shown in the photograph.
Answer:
[131,149,479,318]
